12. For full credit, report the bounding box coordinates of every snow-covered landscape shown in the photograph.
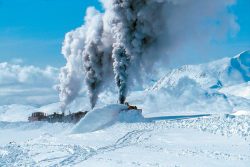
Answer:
[1,51,250,167]
[1,0,250,166]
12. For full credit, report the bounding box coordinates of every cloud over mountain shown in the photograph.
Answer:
[0,62,59,106]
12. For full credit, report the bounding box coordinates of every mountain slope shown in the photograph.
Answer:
[151,51,250,91]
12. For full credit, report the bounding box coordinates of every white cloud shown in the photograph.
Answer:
[0,62,59,106]
[0,62,58,86]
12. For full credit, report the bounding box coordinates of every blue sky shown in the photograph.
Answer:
[229,0,250,51]
[0,0,249,67]
[0,0,101,67]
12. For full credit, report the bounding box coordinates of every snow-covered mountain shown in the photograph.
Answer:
[151,51,250,91]
[129,51,250,116]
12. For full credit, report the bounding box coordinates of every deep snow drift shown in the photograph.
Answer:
[73,104,144,133]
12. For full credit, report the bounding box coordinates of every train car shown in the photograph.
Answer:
[28,112,47,122]
[28,111,88,123]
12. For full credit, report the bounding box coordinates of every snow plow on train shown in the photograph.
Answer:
[123,102,142,113]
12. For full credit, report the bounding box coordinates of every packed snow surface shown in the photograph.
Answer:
[0,114,250,167]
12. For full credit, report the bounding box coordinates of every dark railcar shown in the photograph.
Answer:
[28,111,88,123]
[28,112,47,122]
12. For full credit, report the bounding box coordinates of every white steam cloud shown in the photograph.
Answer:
[83,8,113,108]
[58,0,239,109]
[57,26,86,111]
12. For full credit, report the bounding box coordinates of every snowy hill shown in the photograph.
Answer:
[136,51,250,115]
[151,51,250,91]
[0,104,38,122]
[220,82,250,100]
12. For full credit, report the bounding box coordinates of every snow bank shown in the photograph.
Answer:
[72,104,144,133]
[232,110,250,116]
[0,121,72,131]
[0,104,38,122]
